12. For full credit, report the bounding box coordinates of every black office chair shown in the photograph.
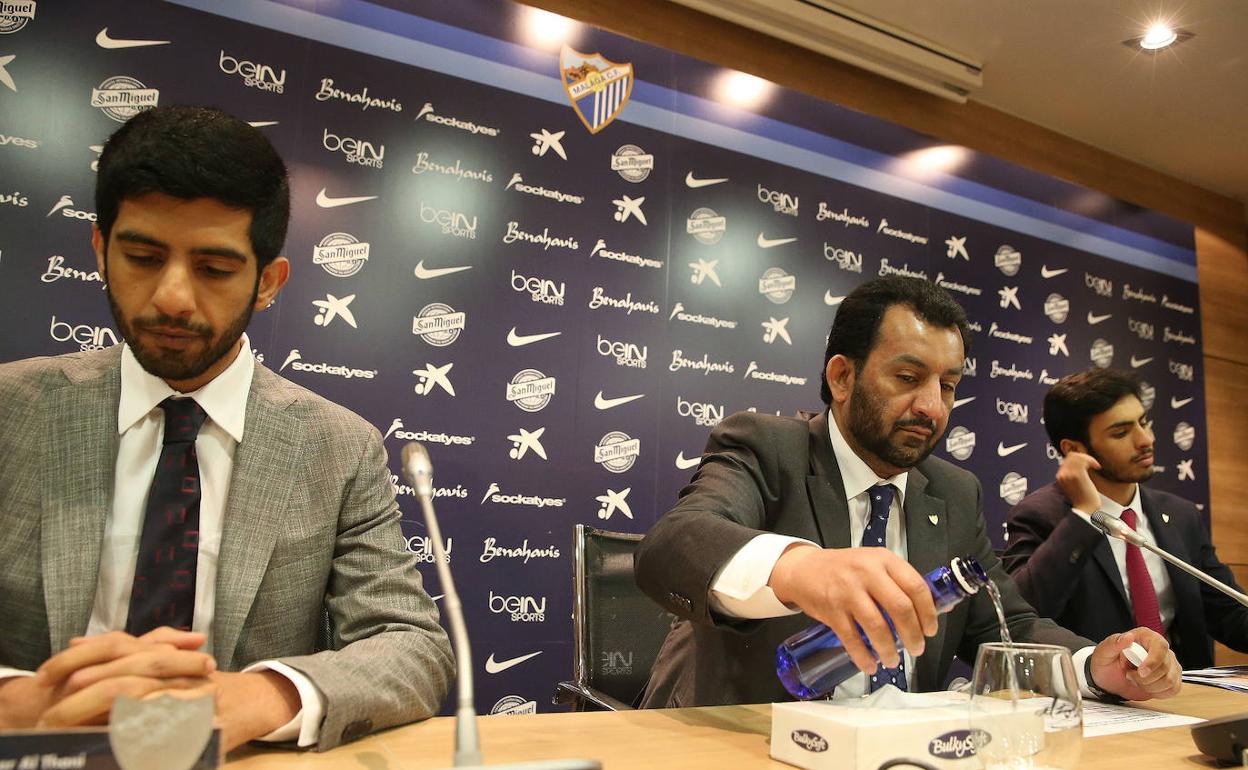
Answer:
[553,524,674,711]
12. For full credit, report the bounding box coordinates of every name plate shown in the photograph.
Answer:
[1,694,219,770]
[0,729,220,770]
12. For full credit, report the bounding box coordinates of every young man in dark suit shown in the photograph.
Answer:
[1003,368,1248,668]
[636,277,1181,707]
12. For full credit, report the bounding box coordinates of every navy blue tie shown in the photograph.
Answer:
[126,397,208,635]
[862,483,907,691]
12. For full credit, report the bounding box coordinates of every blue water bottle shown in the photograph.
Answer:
[776,555,989,699]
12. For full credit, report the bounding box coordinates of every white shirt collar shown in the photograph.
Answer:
[1097,484,1143,520]
[827,408,908,505]
[118,332,254,443]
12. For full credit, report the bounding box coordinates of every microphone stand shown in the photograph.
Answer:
[1090,510,1248,608]
[402,443,601,770]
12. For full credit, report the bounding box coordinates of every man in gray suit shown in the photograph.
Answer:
[636,276,1181,707]
[0,106,452,750]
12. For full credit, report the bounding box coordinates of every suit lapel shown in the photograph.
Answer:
[42,350,121,652]
[805,411,850,548]
[212,366,302,668]
[903,467,948,690]
[1089,534,1130,608]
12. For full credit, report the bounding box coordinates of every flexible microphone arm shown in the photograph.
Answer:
[401,443,601,770]
[1090,510,1248,608]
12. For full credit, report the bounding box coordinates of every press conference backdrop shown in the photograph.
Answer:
[0,0,1210,715]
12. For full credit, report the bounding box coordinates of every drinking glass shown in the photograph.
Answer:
[968,643,1083,769]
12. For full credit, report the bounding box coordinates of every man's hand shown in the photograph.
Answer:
[1088,629,1181,701]
[210,670,302,752]
[769,545,938,675]
[1055,451,1102,514]
[10,629,216,729]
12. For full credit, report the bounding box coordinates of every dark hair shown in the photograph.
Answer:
[1043,368,1143,451]
[95,104,290,269]
[820,276,972,404]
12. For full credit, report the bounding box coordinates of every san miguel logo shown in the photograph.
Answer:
[560,45,632,134]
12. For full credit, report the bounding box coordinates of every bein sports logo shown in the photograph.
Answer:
[489,590,546,623]
[405,534,451,564]
[823,242,863,273]
[322,128,384,169]
[219,50,285,93]
[757,184,798,216]
[49,315,117,351]
[511,269,565,306]
[421,201,478,240]
[996,397,1028,424]
[597,334,647,368]
[677,396,723,427]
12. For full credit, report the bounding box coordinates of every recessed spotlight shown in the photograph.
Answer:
[1123,23,1193,52]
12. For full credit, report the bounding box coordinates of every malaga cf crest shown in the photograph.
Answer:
[560,45,633,134]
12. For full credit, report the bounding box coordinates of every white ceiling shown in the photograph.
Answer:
[836,0,1248,208]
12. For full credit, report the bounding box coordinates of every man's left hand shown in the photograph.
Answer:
[1088,628,1181,701]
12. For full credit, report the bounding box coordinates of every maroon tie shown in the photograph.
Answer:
[1120,508,1165,636]
[125,397,208,635]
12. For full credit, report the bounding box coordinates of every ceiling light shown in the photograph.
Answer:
[1140,24,1177,49]
[520,7,575,50]
[1123,22,1193,52]
[713,70,773,109]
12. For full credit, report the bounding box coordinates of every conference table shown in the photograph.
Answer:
[228,685,1246,769]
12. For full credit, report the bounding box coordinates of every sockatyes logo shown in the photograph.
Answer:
[279,349,376,379]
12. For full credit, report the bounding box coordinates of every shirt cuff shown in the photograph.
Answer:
[1071,646,1098,698]
[0,668,34,681]
[242,660,325,748]
[709,533,818,619]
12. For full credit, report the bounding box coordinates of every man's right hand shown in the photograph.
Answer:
[1055,451,1102,515]
[0,628,216,729]
[768,545,938,675]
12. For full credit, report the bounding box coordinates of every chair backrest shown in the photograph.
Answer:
[571,524,674,706]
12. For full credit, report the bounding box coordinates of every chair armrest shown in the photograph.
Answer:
[553,681,635,711]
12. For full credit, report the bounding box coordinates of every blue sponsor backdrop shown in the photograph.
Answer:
[0,0,1208,715]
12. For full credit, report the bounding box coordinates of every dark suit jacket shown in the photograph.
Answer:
[634,410,1090,707]
[0,348,454,749]
[1002,482,1248,669]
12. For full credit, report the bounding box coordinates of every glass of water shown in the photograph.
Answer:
[968,643,1083,769]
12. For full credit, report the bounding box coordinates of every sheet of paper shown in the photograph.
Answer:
[1081,700,1204,738]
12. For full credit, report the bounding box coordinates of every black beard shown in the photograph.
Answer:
[106,282,256,384]
[1088,446,1156,485]
[846,378,940,471]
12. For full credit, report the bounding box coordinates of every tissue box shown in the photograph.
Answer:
[770,690,1039,770]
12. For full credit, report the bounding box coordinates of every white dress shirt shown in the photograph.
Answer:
[1071,487,1176,630]
[0,336,324,746]
[710,409,1097,697]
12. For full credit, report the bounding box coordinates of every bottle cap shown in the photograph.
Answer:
[950,556,987,594]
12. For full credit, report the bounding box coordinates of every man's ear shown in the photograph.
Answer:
[825,355,856,405]
[1059,438,1087,457]
[92,224,106,277]
[255,256,290,310]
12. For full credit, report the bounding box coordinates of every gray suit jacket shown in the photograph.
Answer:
[634,410,1091,707]
[0,347,453,750]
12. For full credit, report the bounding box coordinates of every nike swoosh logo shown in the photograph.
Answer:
[430,594,445,601]
[248,121,279,128]
[757,233,797,249]
[1040,266,1068,278]
[594,391,645,410]
[1130,355,1154,368]
[1171,396,1193,408]
[485,651,542,674]
[414,260,473,279]
[507,327,561,347]
[96,28,171,49]
[1087,312,1112,325]
[824,292,845,306]
[675,451,700,470]
[997,441,1027,457]
[316,189,377,208]
[953,396,976,409]
[685,172,728,188]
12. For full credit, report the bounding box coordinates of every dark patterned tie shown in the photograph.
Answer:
[862,483,907,691]
[125,397,208,635]
[1121,508,1165,636]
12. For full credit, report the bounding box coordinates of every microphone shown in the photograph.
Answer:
[1089,510,1248,608]
[401,443,600,770]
